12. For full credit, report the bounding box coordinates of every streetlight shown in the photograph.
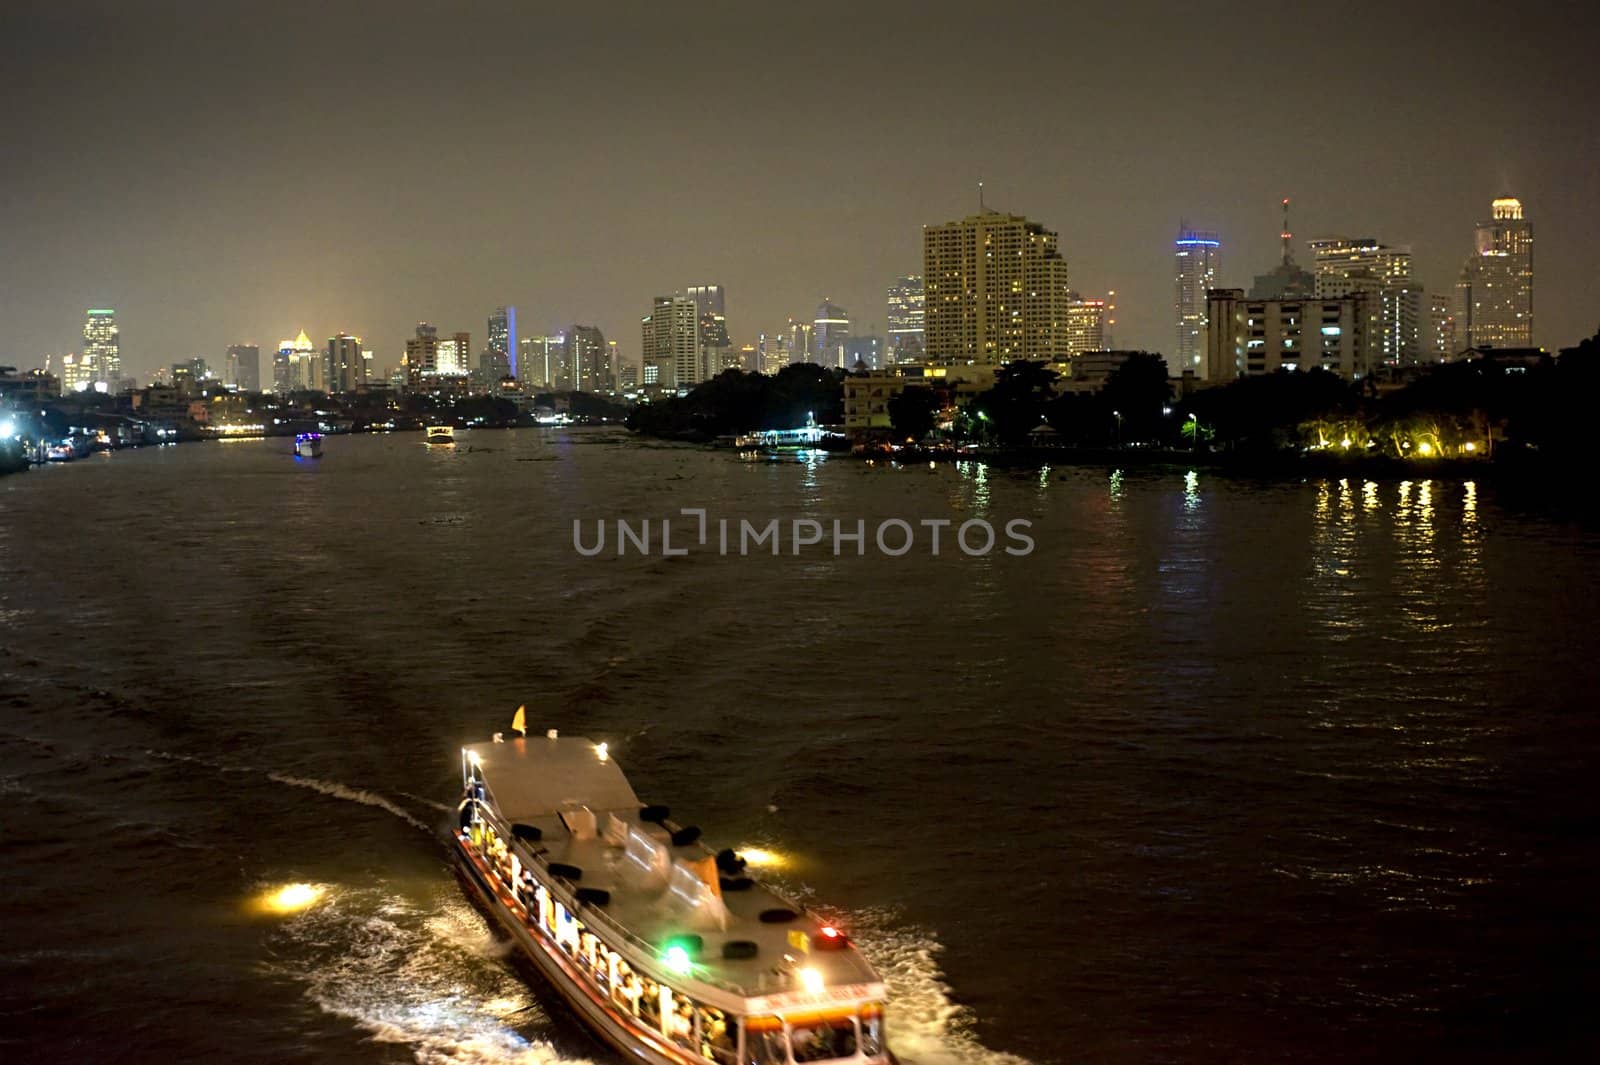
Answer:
[1111,409,1123,447]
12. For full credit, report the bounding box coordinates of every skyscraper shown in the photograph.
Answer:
[518,335,566,391]
[1249,199,1315,300]
[886,275,925,363]
[327,332,365,392]
[812,301,851,368]
[923,210,1071,366]
[83,309,119,392]
[1064,294,1108,358]
[225,344,261,391]
[642,295,699,390]
[1174,228,1220,376]
[1308,237,1418,367]
[684,284,726,318]
[404,323,439,386]
[568,325,607,392]
[277,330,317,392]
[1455,197,1533,349]
[698,310,732,380]
[488,307,517,378]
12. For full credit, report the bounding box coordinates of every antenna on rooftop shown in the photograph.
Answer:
[978,181,985,212]
[1281,197,1295,266]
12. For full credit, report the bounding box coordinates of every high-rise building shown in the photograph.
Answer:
[403,322,439,385]
[568,325,607,392]
[684,284,726,318]
[758,330,794,374]
[224,344,260,391]
[1174,228,1221,376]
[812,300,851,367]
[886,275,925,363]
[642,295,699,390]
[277,330,317,393]
[1204,288,1370,382]
[1064,294,1108,359]
[1250,199,1316,300]
[1308,237,1419,367]
[844,335,884,370]
[1454,196,1533,349]
[488,307,517,378]
[327,333,365,392]
[1428,294,1454,362]
[518,335,567,391]
[59,352,94,394]
[924,210,1071,366]
[82,309,119,392]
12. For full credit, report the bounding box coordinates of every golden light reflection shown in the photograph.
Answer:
[737,846,788,870]
[253,882,325,916]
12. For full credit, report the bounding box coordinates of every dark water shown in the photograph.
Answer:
[3,430,1599,1064]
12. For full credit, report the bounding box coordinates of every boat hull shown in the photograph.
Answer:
[452,833,705,1065]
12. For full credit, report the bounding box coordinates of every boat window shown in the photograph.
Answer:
[665,993,696,1048]
[744,1018,788,1065]
[859,1011,883,1056]
[613,961,639,1013]
[697,1007,736,1064]
[639,976,662,1027]
[788,1016,859,1062]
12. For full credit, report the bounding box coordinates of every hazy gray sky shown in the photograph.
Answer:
[4,0,1597,381]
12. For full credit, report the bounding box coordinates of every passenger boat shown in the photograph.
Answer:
[453,723,891,1065]
[425,425,456,445]
[294,432,323,458]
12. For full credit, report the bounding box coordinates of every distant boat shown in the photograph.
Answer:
[294,432,323,458]
[426,425,456,445]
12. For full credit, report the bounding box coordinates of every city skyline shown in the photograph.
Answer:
[4,2,1597,381]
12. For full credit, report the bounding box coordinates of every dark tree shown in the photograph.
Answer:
[1099,353,1172,443]
[887,386,940,443]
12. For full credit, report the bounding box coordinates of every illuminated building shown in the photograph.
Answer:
[568,325,607,392]
[684,284,726,318]
[403,323,439,385]
[641,295,699,390]
[488,306,517,378]
[757,330,793,374]
[812,300,851,368]
[886,275,925,364]
[79,309,120,392]
[1174,228,1220,376]
[1064,294,1107,359]
[845,335,884,370]
[277,330,317,393]
[1308,237,1419,367]
[617,358,639,392]
[1427,294,1454,362]
[924,210,1071,366]
[171,357,210,394]
[327,333,365,392]
[224,344,260,391]
[698,310,732,380]
[478,345,511,388]
[518,335,565,391]
[1204,288,1369,381]
[59,352,94,394]
[1454,196,1533,349]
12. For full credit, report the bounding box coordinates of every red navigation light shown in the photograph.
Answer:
[821,926,840,938]
[815,925,849,950]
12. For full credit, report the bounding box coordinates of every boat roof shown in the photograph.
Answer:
[464,735,884,1005]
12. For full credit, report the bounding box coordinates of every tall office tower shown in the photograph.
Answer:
[788,320,813,365]
[1174,228,1221,376]
[1308,237,1420,367]
[757,330,792,374]
[606,341,620,391]
[1204,288,1369,382]
[924,210,1072,366]
[518,336,565,391]
[886,275,925,363]
[277,330,317,392]
[327,333,365,392]
[641,295,699,390]
[698,311,732,380]
[812,300,851,367]
[684,284,726,318]
[568,325,607,392]
[431,332,471,377]
[403,322,440,385]
[1064,294,1108,358]
[224,344,260,391]
[844,335,884,370]
[487,306,517,378]
[1250,199,1316,299]
[1428,294,1454,361]
[618,359,639,392]
[59,352,93,394]
[1455,197,1533,349]
[82,309,119,392]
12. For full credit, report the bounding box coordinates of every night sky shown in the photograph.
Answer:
[5,0,1597,381]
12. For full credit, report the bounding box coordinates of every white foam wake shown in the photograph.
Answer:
[267,772,431,832]
[268,883,596,1065]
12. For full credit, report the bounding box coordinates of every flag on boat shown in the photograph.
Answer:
[511,705,526,736]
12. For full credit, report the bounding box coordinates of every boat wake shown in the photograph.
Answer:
[850,914,1032,1065]
[268,882,596,1065]
[265,772,432,832]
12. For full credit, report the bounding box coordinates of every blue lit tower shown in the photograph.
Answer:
[1174,227,1221,374]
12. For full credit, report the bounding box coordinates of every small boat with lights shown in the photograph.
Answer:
[453,722,891,1065]
[294,432,323,458]
[425,424,455,445]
